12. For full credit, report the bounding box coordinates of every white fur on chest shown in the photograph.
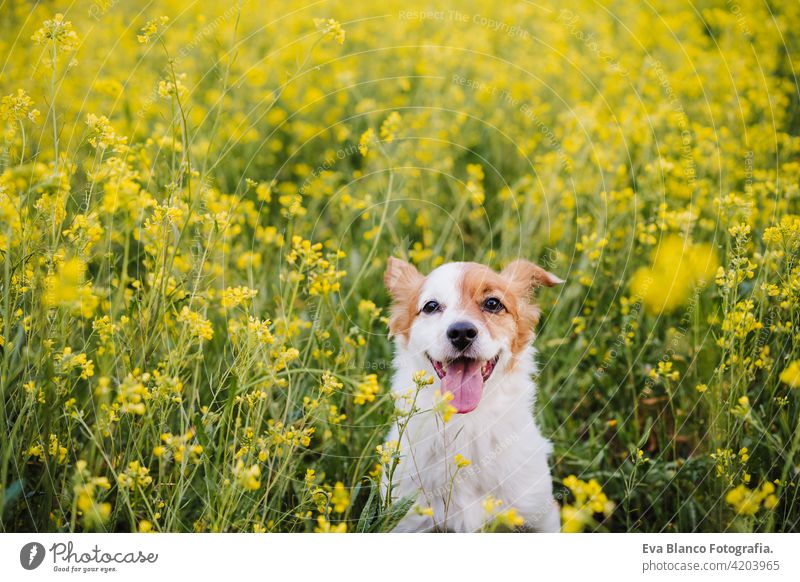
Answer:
[385,346,560,532]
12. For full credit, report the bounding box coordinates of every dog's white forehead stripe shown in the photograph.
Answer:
[418,262,465,310]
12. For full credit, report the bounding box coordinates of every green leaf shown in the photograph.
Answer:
[377,495,415,532]
[356,478,378,532]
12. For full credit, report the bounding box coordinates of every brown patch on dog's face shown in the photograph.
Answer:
[458,263,531,359]
[384,257,424,339]
[458,260,561,361]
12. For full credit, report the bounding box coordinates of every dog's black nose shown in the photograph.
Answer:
[447,321,478,351]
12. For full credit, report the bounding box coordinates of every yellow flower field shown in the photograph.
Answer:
[1,0,799,532]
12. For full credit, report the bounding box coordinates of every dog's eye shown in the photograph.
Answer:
[482,297,504,313]
[421,300,440,314]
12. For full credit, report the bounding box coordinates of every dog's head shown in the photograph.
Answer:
[384,258,562,414]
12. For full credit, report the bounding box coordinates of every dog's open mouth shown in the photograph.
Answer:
[427,354,499,414]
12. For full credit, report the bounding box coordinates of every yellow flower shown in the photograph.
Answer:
[630,235,718,315]
[725,482,778,516]
[233,460,261,491]
[721,300,763,340]
[32,14,80,52]
[376,440,399,465]
[732,395,751,419]
[27,434,68,464]
[285,236,345,295]
[118,461,153,490]
[331,482,349,513]
[357,299,381,319]
[85,113,126,151]
[433,390,457,423]
[453,454,471,468]
[44,258,84,308]
[412,370,434,386]
[137,16,169,44]
[73,461,112,530]
[313,18,345,44]
[1,89,40,123]
[115,371,149,415]
[354,374,379,405]
[561,504,590,533]
[56,347,95,379]
[415,505,434,517]
[314,514,347,533]
[779,360,800,388]
[654,361,680,381]
[466,163,485,206]
[320,371,343,395]
[177,306,214,341]
[728,223,751,239]
[245,317,274,344]
[560,475,614,532]
[380,111,401,144]
[495,508,524,528]
[481,495,524,529]
[157,74,188,99]
[220,286,258,309]
[358,128,374,156]
[482,495,503,514]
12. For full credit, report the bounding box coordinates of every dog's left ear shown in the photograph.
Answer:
[501,259,563,298]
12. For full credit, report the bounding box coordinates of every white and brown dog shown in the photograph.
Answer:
[383,257,562,532]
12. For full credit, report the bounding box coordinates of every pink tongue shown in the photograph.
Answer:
[442,359,484,413]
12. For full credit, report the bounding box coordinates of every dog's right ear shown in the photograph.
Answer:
[385,258,424,339]
[384,257,424,300]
